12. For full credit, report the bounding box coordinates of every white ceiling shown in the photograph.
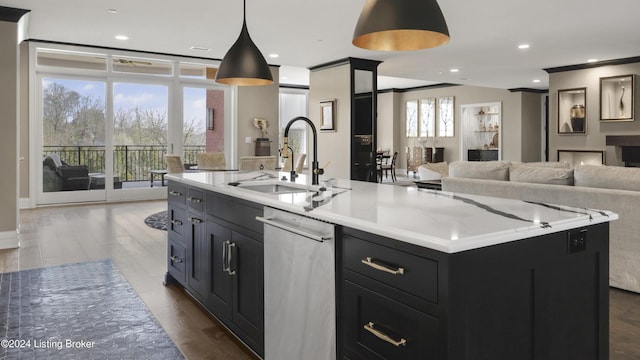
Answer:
[4,0,640,90]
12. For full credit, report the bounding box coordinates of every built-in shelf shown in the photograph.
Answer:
[606,135,640,146]
[462,102,502,161]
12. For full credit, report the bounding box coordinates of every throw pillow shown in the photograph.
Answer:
[449,161,510,181]
[510,166,574,185]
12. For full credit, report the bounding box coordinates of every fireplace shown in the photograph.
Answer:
[606,135,640,167]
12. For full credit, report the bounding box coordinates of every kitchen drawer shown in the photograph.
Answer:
[168,240,186,286]
[168,206,186,241]
[342,280,441,360]
[206,193,263,235]
[167,182,187,208]
[344,235,438,303]
[186,187,205,212]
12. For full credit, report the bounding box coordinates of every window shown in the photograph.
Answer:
[279,89,309,166]
[438,96,455,137]
[420,98,436,137]
[37,49,107,71]
[32,43,228,205]
[406,99,435,137]
[112,56,172,76]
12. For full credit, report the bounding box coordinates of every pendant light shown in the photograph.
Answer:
[352,0,450,51]
[215,0,273,86]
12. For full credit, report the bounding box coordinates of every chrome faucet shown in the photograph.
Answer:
[282,116,323,185]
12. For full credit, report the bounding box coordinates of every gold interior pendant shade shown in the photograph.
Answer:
[215,0,273,86]
[353,0,450,51]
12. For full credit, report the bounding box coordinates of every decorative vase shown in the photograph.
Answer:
[570,105,585,132]
[255,138,271,156]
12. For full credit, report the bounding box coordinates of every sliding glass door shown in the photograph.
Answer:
[39,76,107,204]
[112,82,169,194]
[32,45,233,206]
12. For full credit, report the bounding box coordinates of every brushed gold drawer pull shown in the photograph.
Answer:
[363,322,406,347]
[361,257,405,275]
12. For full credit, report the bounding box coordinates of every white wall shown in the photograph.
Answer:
[549,63,640,165]
[310,64,351,179]
[520,92,543,162]
[390,85,532,168]
[0,20,19,247]
[236,66,280,159]
[377,91,398,152]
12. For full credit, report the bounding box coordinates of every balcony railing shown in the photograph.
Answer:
[43,145,205,182]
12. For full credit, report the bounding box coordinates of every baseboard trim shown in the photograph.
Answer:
[19,197,32,209]
[0,229,20,249]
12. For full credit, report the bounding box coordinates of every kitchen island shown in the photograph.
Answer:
[165,170,616,360]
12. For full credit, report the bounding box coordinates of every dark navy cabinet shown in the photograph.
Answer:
[339,223,609,360]
[165,181,264,358]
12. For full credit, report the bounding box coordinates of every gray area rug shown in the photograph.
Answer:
[144,211,168,231]
[0,259,183,359]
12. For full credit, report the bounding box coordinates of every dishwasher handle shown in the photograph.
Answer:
[256,216,332,242]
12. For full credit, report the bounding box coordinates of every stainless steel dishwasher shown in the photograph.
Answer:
[257,206,336,360]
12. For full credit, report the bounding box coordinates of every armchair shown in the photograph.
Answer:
[43,154,90,191]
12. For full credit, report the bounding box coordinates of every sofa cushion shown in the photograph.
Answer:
[418,161,448,180]
[511,161,572,170]
[510,165,574,185]
[449,161,510,181]
[575,164,640,191]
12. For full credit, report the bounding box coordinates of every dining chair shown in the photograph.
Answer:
[197,152,226,170]
[282,153,307,174]
[164,155,185,174]
[379,151,398,182]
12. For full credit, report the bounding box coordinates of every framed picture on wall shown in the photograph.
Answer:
[558,88,586,134]
[600,74,634,121]
[320,99,335,131]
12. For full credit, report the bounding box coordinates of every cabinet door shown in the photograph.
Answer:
[167,239,186,286]
[230,230,264,351]
[186,211,207,300]
[206,221,232,319]
[343,280,441,360]
[168,205,186,243]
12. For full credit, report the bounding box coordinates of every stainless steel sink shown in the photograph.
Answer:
[236,183,309,194]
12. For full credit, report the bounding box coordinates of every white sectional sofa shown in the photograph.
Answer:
[441,161,640,293]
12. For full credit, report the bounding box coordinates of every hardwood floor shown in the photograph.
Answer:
[1,200,639,359]
[0,200,257,360]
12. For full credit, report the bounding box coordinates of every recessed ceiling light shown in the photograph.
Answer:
[190,46,211,51]
[268,53,279,58]
[518,44,530,49]
[107,9,118,14]
[587,58,598,63]
[115,35,129,41]
[533,79,541,83]
[450,68,459,73]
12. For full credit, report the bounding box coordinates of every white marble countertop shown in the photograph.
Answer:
[166,171,618,253]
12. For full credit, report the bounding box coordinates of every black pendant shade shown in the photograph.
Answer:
[215,1,273,86]
[353,0,450,51]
